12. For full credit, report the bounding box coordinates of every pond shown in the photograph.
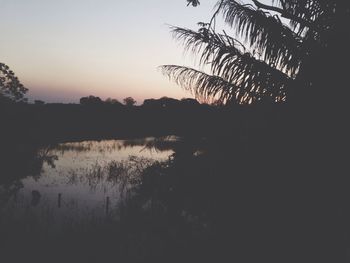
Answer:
[0,136,177,233]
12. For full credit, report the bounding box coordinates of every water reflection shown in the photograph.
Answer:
[0,137,176,232]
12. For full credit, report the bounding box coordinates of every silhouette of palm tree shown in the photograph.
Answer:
[162,0,349,105]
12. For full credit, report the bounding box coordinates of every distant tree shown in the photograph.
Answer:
[142,99,156,107]
[105,97,123,106]
[123,97,137,107]
[79,95,103,105]
[0,63,28,103]
[159,97,180,107]
[142,97,180,108]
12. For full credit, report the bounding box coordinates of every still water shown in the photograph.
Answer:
[0,137,177,231]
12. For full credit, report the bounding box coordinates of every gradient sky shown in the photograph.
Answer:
[1,0,270,104]
[0,0,224,103]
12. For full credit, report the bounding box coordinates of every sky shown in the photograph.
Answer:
[0,0,222,103]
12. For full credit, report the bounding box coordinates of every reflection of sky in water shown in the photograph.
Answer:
[0,138,174,230]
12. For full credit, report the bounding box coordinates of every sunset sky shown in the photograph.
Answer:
[0,0,222,103]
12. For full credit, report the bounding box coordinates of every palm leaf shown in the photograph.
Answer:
[218,0,303,75]
[160,64,287,104]
[169,27,291,102]
[161,65,244,104]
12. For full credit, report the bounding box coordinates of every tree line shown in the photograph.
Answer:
[77,95,200,108]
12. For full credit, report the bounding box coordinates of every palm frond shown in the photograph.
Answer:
[283,0,322,21]
[275,0,334,33]
[170,27,291,102]
[162,0,338,105]
[160,65,287,104]
[218,0,303,75]
[160,65,236,103]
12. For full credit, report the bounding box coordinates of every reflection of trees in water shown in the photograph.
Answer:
[0,144,58,182]
[0,139,222,261]
[123,135,206,156]
[122,136,180,152]
[0,144,58,203]
[0,137,185,210]
[52,140,116,155]
[36,147,58,170]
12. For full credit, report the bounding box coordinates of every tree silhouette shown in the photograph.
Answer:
[105,97,123,106]
[0,63,28,103]
[123,97,137,107]
[163,1,349,105]
[79,95,103,105]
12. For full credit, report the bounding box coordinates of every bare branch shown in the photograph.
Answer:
[209,0,224,30]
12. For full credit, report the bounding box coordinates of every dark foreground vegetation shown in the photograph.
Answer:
[0,98,347,263]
